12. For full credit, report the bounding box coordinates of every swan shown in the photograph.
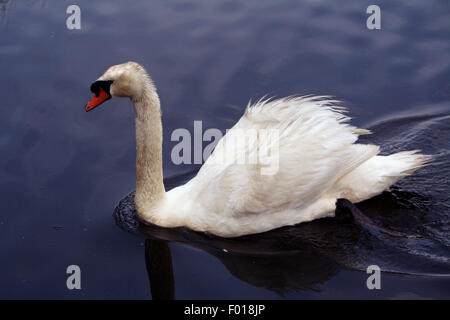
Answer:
[85,62,430,238]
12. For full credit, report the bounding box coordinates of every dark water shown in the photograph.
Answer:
[0,0,449,299]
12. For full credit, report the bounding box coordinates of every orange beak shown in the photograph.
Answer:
[85,87,111,112]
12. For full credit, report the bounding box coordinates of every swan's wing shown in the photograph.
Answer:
[190,96,378,217]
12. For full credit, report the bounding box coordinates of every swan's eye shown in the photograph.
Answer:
[90,80,114,97]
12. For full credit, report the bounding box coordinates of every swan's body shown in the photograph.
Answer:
[86,62,430,238]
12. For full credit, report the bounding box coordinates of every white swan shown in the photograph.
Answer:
[86,62,430,237]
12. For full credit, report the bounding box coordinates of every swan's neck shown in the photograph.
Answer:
[133,84,166,216]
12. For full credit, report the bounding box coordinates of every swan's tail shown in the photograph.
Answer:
[381,150,432,177]
[335,150,431,203]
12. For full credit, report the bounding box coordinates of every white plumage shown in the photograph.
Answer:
[89,62,430,238]
[164,96,429,237]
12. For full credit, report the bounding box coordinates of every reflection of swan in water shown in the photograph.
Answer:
[141,222,341,299]
[116,108,450,298]
[138,188,448,299]
[144,239,175,300]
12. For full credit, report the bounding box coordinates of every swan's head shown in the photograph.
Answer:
[85,61,153,112]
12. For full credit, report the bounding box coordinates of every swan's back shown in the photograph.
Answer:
[167,97,382,236]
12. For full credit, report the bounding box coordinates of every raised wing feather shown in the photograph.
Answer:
[190,96,378,218]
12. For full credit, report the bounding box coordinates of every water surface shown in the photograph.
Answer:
[0,0,449,299]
